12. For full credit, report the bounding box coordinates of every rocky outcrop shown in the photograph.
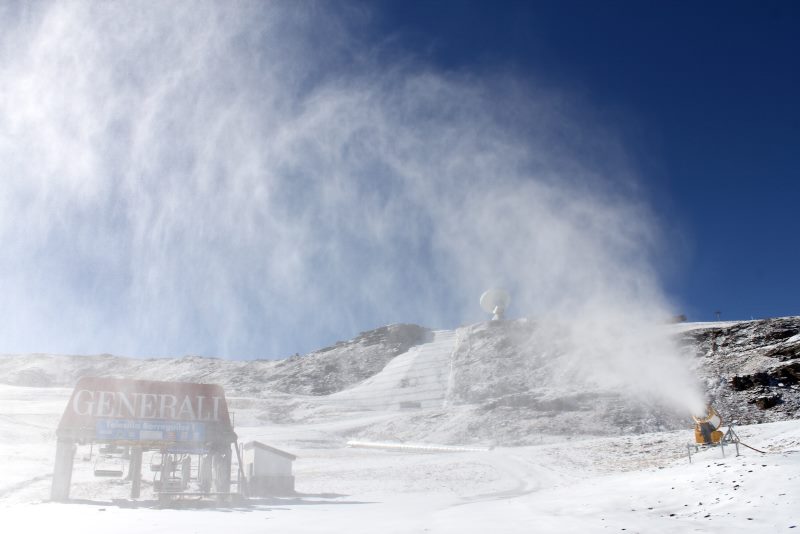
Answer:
[685,317,800,424]
[263,324,431,395]
[0,323,432,397]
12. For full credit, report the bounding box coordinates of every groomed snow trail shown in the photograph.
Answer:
[325,330,457,410]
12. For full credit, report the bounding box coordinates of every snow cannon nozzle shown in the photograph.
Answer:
[692,404,723,445]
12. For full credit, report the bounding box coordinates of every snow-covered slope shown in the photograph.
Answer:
[325,330,457,410]
[1,318,800,531]
[0,317,798,446]
[0,382,798,533]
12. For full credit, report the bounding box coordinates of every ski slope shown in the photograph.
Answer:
[324,330,457,410]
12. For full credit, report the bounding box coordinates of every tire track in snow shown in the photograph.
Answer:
[0,413,56,431]
[453,450,574,506]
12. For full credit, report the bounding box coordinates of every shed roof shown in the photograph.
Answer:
[243,441,297,460]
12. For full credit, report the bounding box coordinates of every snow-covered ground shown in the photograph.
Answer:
[1,383,798,533]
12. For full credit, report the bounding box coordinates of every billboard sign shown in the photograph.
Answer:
[57,377,234,445]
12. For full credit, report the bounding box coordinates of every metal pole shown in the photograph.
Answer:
[51,440,76,501]
[214,446,231,494]
[129,447,143,498]
[159,449,169,495]
[234,442,247,497]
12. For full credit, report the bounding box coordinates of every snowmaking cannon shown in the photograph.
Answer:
[687,404,743,462]
[692,405,723,445]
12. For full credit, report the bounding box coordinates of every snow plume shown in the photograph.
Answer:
[0,2,701,411]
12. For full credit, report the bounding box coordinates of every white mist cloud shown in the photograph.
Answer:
[0,1,701,411]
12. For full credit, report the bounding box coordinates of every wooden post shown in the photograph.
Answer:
[50,440,76,501]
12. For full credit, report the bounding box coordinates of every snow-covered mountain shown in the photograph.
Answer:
[1,319,799,532]
[0,317,798,446]
[0,324,431,395]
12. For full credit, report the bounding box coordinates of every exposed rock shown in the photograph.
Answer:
[749,394,782,410]
[0,323,432,397]
[266,323,432,395]
[691,316,800,424]
[774,362,800,384]
[765,344,800,361]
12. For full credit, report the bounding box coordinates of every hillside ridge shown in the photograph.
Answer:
[1,317,798,445]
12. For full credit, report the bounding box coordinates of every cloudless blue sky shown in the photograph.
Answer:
[363,0,799,322]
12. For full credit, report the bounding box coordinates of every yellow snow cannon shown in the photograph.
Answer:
[692,405,723,445]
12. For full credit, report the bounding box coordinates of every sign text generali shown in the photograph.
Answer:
[70,388,224,421]
[57,377,233,444]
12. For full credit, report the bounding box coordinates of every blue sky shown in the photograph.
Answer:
[366,0,799,323]
[0,1,797,359]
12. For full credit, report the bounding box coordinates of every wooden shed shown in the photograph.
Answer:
[242,441,296,495]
